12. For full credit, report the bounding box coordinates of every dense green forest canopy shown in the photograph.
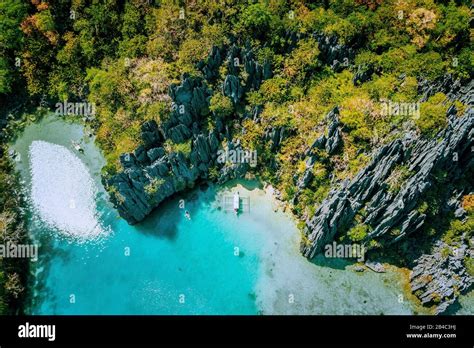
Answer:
[0,0,471,161]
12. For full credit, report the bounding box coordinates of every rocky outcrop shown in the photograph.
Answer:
[105,38,473,314]
[105,45,271,224]
[301,81,474,258]
[353,64,374,86]
[197,46,224,82]
[324,107,343,155]
[313,33,355,71]
[297,107,342,190]
[299,78,473,316]
[418,74,461,102]
[264,126,288,152]
[223,75,243,104]
[141,120,163,148]
[105,73,216,223]
[222,44,272,105]
[410,237,473,314]
[216,140,251,184]
[106,119,220,224]
[163,74,212,137]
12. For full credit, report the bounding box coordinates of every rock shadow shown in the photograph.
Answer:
[310,254,355,270]
[133,186,211,241]
[134,197,182,241]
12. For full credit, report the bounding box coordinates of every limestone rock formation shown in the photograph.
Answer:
[300,77,473,314]
[297,107,342,190]
[301,103,473,258]
[302,78,473,257]
[105,45,271,224]
[410,237,473,314]
[314,33,355,71]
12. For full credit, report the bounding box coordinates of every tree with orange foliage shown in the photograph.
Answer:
[462,195,474,214]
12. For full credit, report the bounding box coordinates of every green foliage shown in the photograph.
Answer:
[73,1,121,64]
[208,166,219,181]
[164,139,192,156]
[311,163,328,186]
[0,57,12,94]
[324,16,358,45]
[347,224,369,242]
[0,0,27,94]
[378,46,447,81]
[465,257,474,277]
[417,201,429,215]
[238,3,275,40]
[368,239,381,250]
[339,92,376,144]
[177,38,212,75]
[35,9,55,33]
[0,0,473,314]
[144,178,166,196]
[416,93,448,137]
[0,152,28,313]
[312,184,331,207]
[118,35,147,59]
[209,93,233,118]
[386,165,412,193]
[237,118,264,151]
[258,77,290,104]
[442,216,474,246]
[347,153,371,178]
[283,38,320,81]
[86,56,173,172]
[0,0,27,51]
[432,2,471,50]
[441,247,450,259]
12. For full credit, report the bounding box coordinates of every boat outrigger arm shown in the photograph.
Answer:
[218,192,249,213]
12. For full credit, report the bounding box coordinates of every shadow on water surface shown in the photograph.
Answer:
[444,300,462,315]
[132,177,255,240]
[133,185,215,241]
[310,254,356,270]
[134,197,181,241]
[127,179,263,241]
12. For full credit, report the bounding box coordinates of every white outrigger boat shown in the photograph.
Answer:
[218,191,250,214]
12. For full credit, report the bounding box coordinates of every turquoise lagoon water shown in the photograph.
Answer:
[12,114,471,315]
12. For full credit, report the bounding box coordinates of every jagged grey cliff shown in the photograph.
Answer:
[104,44,270,224]
[300,77,473,313]
[301,102,473,257]
[104,32,358,225]
[104,37,473,314]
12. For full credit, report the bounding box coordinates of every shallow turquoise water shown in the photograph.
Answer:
[12,115,472,315]
[30,186,262,314]
[12,116,264,314]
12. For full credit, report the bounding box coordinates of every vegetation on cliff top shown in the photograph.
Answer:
[0,152,29,314]
[0,0,472,312]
